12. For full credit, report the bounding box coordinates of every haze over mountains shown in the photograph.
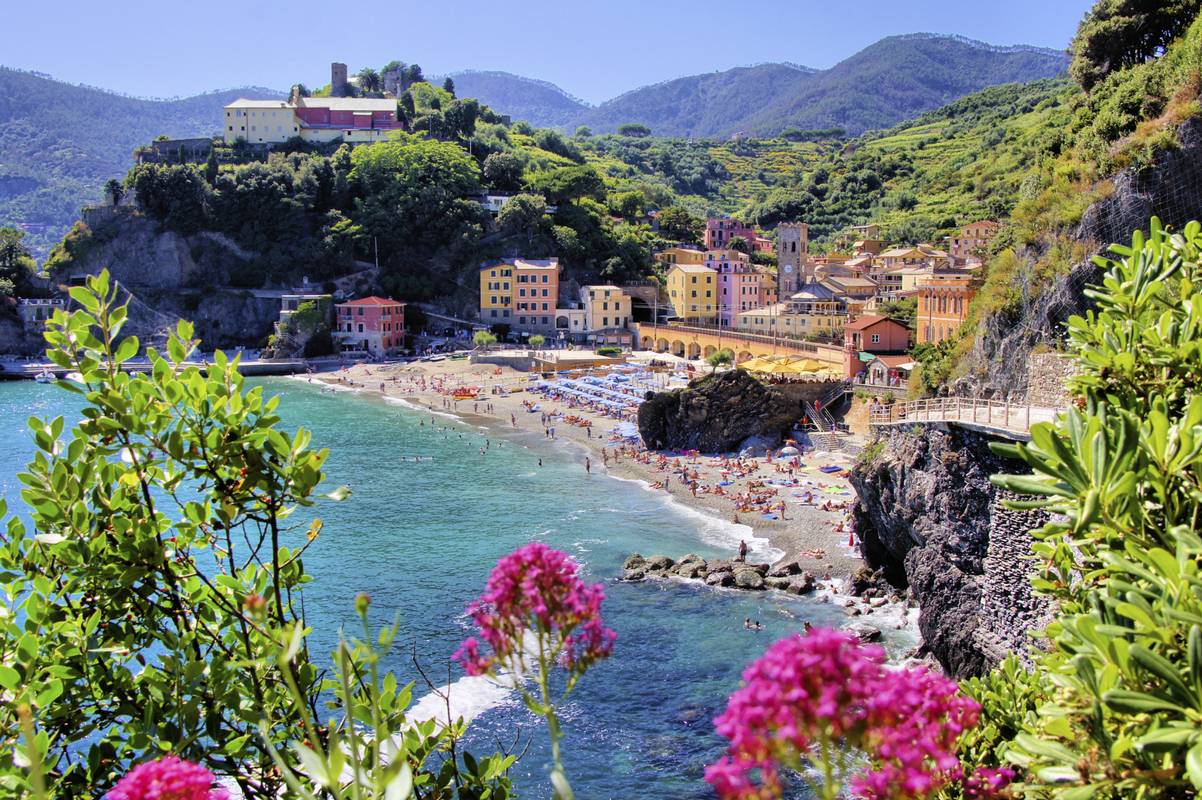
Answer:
[446,34,1068,136]
[0,32,1066,254]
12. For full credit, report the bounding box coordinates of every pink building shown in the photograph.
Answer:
[707,250,763,326]
[335,296,406,356]
[704,217,758,250]
[843,315,911,379]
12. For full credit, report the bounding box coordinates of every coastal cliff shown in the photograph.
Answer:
[46,207,281,350]
[849,424,1054,677]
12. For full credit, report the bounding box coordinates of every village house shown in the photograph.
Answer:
[654,246,707,267]
[334,296,405,356]
[704,217,758,250]
[706,249,762,326]
[875,265,934,297]
[478,258,562,335]
[16,298,65,330]
[756,267,779,308]
[946,220,1001,265]
[843,315,911,380]
[875,244,949,272]
[913,273,978,344]
[581,285,632,334]
[666,264,718,323]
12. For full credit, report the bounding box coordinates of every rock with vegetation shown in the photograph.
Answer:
[637,369,801,454]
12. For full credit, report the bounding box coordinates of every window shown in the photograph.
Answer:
[519,288,526,297]
[542,275,549,283]
[542,303,548,311]
[490,309,497,318]
[871,333,880,344]
[358,324,364,333]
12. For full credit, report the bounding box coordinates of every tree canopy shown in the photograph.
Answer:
[1070,0,1202,90]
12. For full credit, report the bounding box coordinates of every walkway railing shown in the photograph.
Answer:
[869,396,1063,435]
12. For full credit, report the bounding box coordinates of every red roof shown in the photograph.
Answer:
[338,296,404,307]
[873,354,914,369]
[844,314,902,332]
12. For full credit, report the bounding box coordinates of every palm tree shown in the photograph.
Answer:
[357,68,381,94]
[706,348,734,373]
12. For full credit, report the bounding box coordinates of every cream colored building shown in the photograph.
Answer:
[581,285,632,332]
[223,97,404,145]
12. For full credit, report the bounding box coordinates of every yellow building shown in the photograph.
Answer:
[479,262,514,323]
[666,265,718,323]
[224,100,299,144]
[655,247,707,267]
[581,286,632,332]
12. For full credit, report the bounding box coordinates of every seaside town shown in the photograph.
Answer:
[3,2,1201,798]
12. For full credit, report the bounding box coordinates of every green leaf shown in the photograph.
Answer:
[1103,689,1184,714]
[550,769,574,800]
[1188,742,1202,790]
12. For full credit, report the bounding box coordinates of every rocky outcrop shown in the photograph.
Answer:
[49,208,281,351]
[850,424,1053,677]
[955,118,1202,400]
[623,552,817,596]
[637,370,802,453]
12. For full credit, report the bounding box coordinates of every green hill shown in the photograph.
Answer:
[571,35,1066,137]
[0,67,283,255]
[439,71,587,128]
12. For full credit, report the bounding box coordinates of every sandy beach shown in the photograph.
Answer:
[304,355,866,579]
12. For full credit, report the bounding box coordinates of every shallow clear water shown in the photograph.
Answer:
[0,377,911,799]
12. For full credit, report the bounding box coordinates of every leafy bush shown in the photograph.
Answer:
[991,219,1202,796]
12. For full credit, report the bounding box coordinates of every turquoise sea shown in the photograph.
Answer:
[0,377,912,798]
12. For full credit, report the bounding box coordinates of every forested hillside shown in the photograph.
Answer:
[0,67,283,254]
[438,71,587,128]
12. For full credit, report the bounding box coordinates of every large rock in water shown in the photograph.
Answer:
[638,370,801,453]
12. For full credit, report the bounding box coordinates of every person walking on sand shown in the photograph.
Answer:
[738,539,748,562]
[586,457,591,474]
[511,413,517,427]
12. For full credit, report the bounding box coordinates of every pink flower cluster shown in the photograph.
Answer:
[706,628,987,800]
[107,756,228,800]
[454,543,616,677]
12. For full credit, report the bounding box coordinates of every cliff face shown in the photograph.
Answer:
[49,208,281,351]
[955,118,1202,399]
[850,424,1053,677]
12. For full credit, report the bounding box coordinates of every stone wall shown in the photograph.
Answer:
[1024,351,1077,407]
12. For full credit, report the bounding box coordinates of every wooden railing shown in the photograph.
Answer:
[869,396,1063,435]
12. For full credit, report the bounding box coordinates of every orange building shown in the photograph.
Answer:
[334,296,406,355]
[914,274,977,344]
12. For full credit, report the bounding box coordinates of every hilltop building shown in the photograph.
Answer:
[335,296,405,355]
[223,94,404,145]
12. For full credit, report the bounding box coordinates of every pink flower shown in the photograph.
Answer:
[107,756,228,800]
[455,543,615,679]
[706,628,982,800]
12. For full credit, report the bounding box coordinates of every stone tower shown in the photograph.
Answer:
[776,222,809,297]
[331,62,349,97]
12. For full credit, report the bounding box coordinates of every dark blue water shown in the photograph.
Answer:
[0,378,911,799]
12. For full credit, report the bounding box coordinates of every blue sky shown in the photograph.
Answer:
[6,0,1093,103]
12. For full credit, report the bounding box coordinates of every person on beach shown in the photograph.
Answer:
[585,457,591,474]
[737,539,747,562]
[538,458,543,467]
